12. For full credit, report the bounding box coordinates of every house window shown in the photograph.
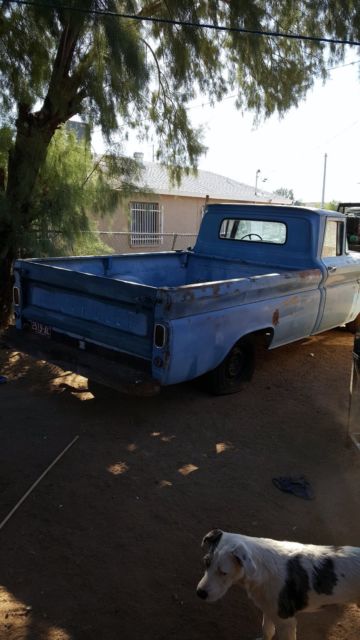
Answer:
[322,220,344,257]
[130,202,163,246]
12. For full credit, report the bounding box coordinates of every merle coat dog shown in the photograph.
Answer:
[196,529,360,639]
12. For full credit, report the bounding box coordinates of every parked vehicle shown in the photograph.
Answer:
[337,202,360,252]
[7,204,360,395]
[347,328,360,448]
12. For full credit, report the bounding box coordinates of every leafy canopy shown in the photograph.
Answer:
[274,187,295,201]
[1,0,359,179]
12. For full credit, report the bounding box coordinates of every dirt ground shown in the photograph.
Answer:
[0,329,360,640]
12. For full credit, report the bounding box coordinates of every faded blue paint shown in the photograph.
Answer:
[13,204,360,387]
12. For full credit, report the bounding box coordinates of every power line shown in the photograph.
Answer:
[328,59,360,71]
[187,58,360,110]
[8,0,360,48]
[314,119,360,149]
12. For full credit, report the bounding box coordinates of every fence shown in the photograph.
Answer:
[94,231,198,254]
[18,230,199,258]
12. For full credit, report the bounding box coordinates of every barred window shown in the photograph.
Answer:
[130,202,163,246]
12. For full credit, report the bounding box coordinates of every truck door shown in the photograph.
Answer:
[317,218,360,332]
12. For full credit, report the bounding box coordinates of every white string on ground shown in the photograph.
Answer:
[0,435,80,532]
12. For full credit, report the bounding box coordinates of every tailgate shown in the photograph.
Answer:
[13,260,157,360]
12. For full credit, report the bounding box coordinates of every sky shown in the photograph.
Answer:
[93,50,360,204]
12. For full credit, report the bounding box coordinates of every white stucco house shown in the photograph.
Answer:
[97,155,291,251]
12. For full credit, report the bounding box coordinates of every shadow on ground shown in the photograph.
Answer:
[0,330,359,640]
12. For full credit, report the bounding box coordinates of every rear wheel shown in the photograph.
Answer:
[205,338,255,395]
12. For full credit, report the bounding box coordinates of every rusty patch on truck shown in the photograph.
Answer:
[163,293,172,312]
[272,309,280,326]
[283,296,299,307]
[299,269,318,279]
[182,291,195,303]
[163,350,171,369]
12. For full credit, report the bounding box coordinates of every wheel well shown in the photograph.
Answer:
[236,328,274,351]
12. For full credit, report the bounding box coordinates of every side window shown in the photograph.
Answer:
[322,221,344,257]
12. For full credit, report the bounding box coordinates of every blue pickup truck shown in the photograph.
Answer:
[8,204,360,395]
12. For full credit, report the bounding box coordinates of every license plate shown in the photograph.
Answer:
[31,321,52,338]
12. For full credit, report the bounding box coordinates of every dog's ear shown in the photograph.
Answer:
[201,529,223,548]
[232,542,257,578]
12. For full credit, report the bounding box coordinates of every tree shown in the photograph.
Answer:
[324,200,339,211]
[310,200,338,210]
[274,187,295,201]
[16,125,143,257]
[0,0,359,324]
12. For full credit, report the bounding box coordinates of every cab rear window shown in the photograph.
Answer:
[219,219,287,244]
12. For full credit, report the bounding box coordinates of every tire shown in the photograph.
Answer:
[346,313,360,334]
[87,379,115,398]
[205,338,255,395]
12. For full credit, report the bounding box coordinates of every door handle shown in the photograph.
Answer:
[327,266,337,273]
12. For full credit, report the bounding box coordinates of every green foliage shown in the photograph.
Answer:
[311,200,339,210]
[1,1,359,174]
[274,187,295,201]
[16,126,142,257]
[324,200,339,211]
[312,200,338,211]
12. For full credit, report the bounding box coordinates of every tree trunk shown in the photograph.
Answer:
[0,112,58,326]
[6,107,55,222]
[0,18,87,326]
[0,244,15,327]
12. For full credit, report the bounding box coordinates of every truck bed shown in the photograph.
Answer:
[13,252,322,359]
[34,252,297,287]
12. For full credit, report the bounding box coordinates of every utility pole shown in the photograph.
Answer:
[255,169,261,195]
[321,153,327,208]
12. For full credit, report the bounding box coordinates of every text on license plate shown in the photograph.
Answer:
[31,321,52,337]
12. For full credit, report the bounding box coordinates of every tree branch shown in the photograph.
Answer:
[137,1,163,17]
[41,17,85,121]
[82,153,105,188]
[140,37,162,105]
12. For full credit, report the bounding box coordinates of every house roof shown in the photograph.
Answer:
[137,161,291,204]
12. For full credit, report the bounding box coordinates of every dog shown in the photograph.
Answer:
[196,529,360,639]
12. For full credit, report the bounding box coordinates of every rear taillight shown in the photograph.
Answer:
[13,286,20,306]
[154,323,167,348]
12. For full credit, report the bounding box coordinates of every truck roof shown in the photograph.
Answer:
[205,203,345,220]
